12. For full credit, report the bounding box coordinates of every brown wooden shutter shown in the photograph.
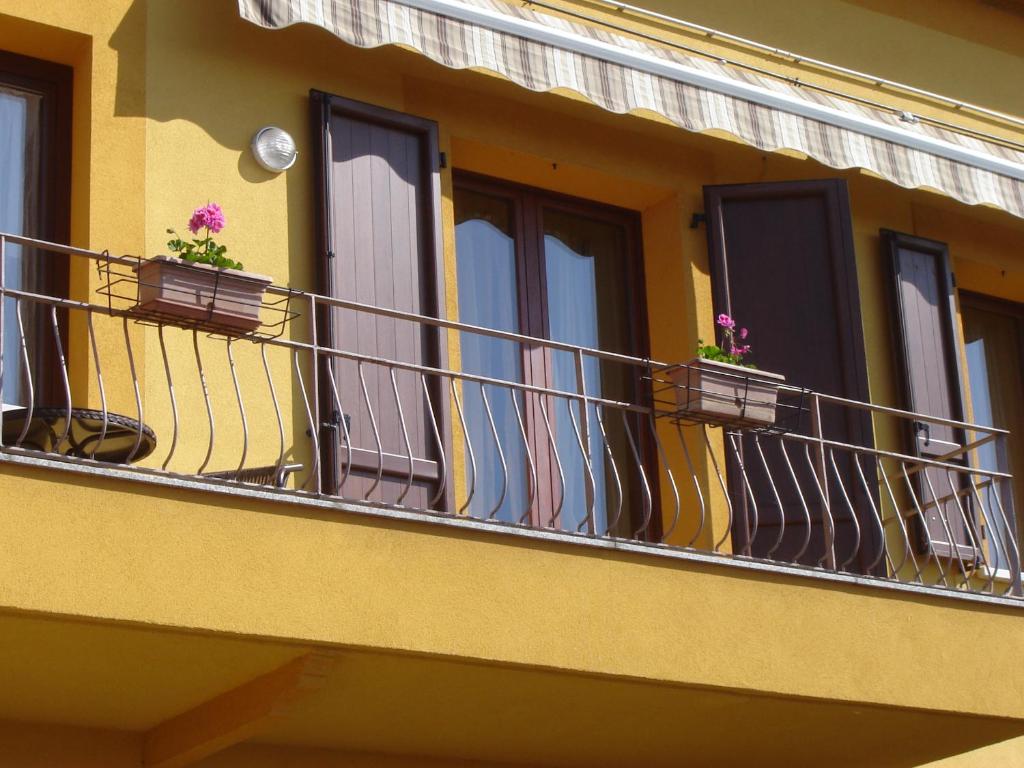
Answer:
[312,91,449,509]
[882,230,975,559]
[703,179,878,572]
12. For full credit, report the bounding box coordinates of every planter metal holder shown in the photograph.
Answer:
[648,360,810,436]
[97,254,299,341]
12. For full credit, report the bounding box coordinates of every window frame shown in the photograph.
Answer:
[0,49,73,406]
[452,171,658,538]
[959,289,1024,576]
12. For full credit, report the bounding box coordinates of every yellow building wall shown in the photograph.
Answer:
[0,0,1023,765]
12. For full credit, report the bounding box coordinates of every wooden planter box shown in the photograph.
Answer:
[669,358,785,428]
[134,256,272,333]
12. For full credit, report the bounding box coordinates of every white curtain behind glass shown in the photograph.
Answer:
[456,218,528,522]
[545,235,608,534]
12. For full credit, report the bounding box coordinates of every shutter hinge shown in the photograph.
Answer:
[950,272,957,288]
[439,151,448,169]
[327,250,335,259]
[690,212,706,229]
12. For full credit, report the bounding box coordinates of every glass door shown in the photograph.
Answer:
[961,293,1024,573]
[454,175,650,536]
[0,52,71,409]
[1,82,43,407]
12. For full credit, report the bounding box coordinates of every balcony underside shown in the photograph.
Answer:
[0,609,1021,768]
[2,456,1024,767]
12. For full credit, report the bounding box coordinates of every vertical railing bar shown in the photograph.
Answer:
[728,432,758,557]
[357,360,383,501]
[309,295,322,495]
[965,473,999,594]
[878,456,920,582]
[900,460,947,587]
[226,339,249,475]
[987,468,1022,597]
[86,311,108,460]
[13,300,34,447]
[828,448,861,571]
[851,451,887,574]
[810,394,835,569]
[121,317,144,464]
[622,409,652,539]
[752,435,785,560]
[564,394,597,534]
[261,343,286,482]
[778,439,812,564]
[509,385,538,525]
[293,347,320,493]
[802,444,835,569]
[649,413,680,543]
[49,305,72,453]
[993,432,1022,596]
[388,366,415,506]
[480,383,509,520]
[676,423,706,548]
[422,373,447,510]
[193,330,215,474]
[704,425,734,552]
[452,377,477,516]
[921,466,968,587]
[158,326,180,472]
[594,405,623,537]
[573,349,596,533]
[324,363,351,496]
[538,394,566,527]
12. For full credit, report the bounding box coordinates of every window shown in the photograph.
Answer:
[453,174,652,536]
[961,293,1024,573]
[0,50,71,408]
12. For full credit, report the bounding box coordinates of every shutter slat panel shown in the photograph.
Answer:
[314,93,447,509]
[883,230,975,559]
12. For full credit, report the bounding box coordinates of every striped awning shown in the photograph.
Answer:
[238,0,1024,219]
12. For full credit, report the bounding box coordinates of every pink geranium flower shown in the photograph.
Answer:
[697,313,754,367]
[188,203,226,235]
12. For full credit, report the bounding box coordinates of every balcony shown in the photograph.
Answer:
[1,231,1020,602]
[3,234,1024,766]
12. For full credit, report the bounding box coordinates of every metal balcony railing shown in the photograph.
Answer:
[1,232,1020,599]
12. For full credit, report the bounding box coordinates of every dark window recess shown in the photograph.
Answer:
[703,179,878,572]
[882,230,978,561]
[0,50,72,407]
[453,173,656,537]
[311,91,450,509]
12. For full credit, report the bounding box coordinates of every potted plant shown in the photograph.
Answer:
[134,203,272,333]
[667,314,785,427]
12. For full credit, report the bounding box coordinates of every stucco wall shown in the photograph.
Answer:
[0,1,1022,765]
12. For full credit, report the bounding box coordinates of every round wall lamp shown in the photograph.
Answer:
[251,126,298,172]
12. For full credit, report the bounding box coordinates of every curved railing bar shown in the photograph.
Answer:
[158,326,180,472]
